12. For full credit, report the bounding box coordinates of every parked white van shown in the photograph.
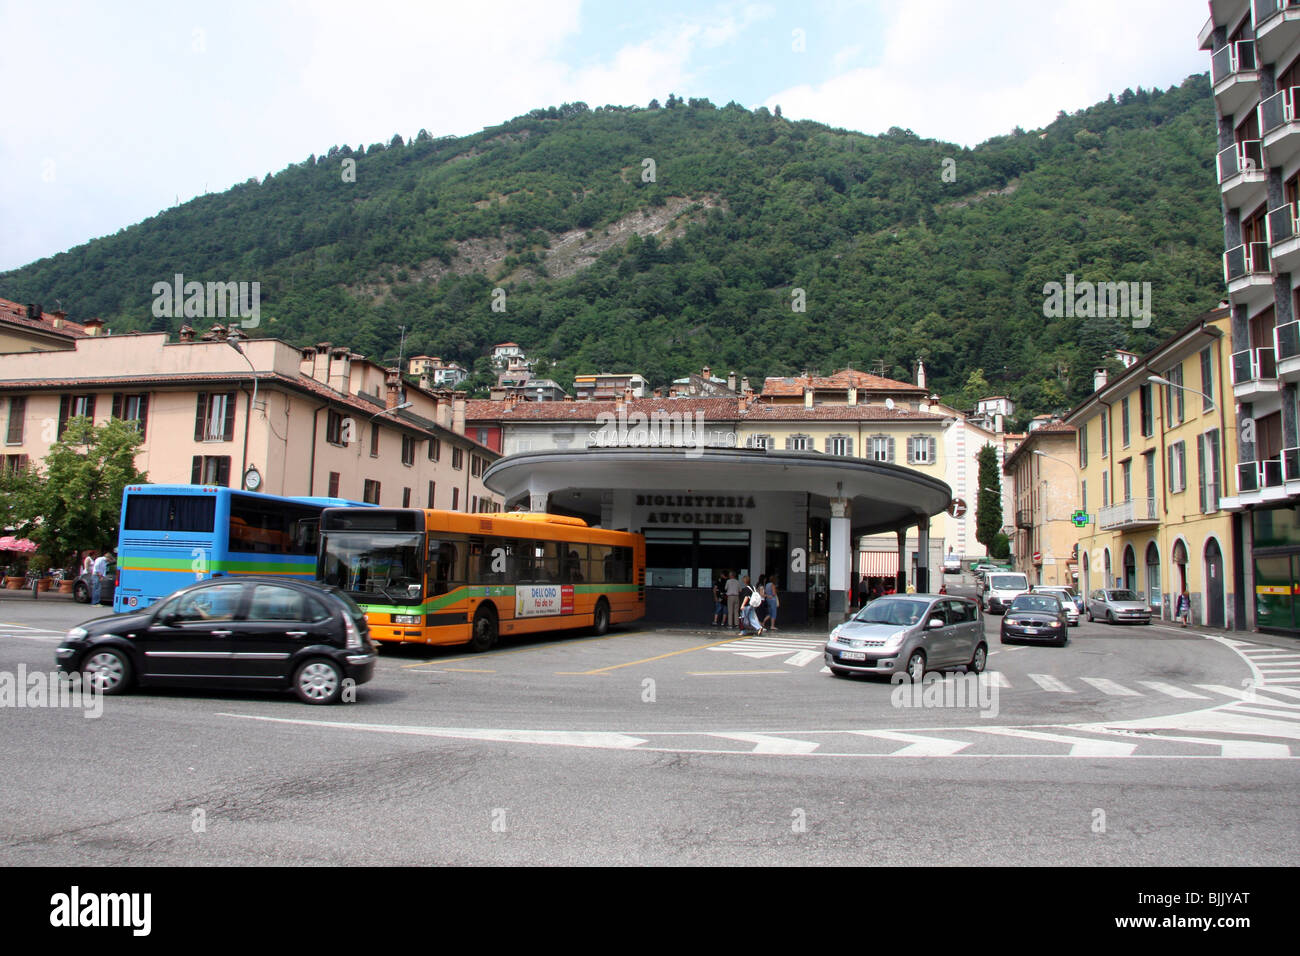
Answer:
[981,572,1031,615]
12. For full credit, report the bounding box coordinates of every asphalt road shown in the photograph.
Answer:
[2,583,1297,865]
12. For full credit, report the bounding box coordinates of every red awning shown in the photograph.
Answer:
[0,536,36,552]
[860,551,900,576]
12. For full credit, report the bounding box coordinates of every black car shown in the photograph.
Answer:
[1000,593,1069,647]
[56,576,376,704]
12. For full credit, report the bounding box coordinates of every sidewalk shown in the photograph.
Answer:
[0,586,78,602]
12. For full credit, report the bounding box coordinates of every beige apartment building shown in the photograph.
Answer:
[0,324,500,512]
[1003,422,1079,588]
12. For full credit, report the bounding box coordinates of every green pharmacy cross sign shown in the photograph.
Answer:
[1070,510,1090,528]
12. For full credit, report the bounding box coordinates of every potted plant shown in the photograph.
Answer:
[58,563,76,593]
[29,553,52,590]
[5,558,26,589]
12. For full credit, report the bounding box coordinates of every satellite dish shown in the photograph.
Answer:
[885,398,895,410]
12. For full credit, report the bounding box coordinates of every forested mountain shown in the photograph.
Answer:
[0,78,1224,423]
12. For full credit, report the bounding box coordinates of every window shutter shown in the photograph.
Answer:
[223,391,236,441]
[887,436,895,462]
[1167,446,1174,493]
[195,394,207,441]
[928,437,936,462]
[86,395,96,421]
[845,436,853,457]
[824,436,832,454]
[58,395,70,437]
[111,393,122,420]
[906,438,914,464]
[216,456,231,487]
[137,394,149,440]
[785,435,793,450]
[1197,435,1206,511]
[191,456,202,484]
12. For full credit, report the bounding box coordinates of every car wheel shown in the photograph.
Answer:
[968,643,987,674]
[294,658,343,704]
[1106,610,1115,624]
[73,582,89,604]
[83,648,132,694]
[905,650,925,682]
[1087,608,1093,622]
[591,598,610,636]
[468,607,498,652]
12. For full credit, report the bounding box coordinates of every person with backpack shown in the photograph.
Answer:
[738,575,764,635]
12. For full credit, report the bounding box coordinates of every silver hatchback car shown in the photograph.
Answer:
[1086,589,1152,625]
[824,594,987,680]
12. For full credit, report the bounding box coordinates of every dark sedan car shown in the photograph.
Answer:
[56,576,376,704]
[1000,593,1069,647]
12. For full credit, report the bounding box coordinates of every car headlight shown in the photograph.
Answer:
[65,627,88,642]
[882,630,906,648]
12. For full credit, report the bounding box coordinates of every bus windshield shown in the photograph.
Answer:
[319,531,425,604]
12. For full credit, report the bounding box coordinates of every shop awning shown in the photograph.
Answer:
[860,551,900,575]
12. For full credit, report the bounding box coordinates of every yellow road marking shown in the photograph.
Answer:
[687,670,789,676]
[441,668,496,673]
[397,630,632,669]
[559,636,742,675]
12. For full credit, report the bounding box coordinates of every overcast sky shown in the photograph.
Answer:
[0,0,1210,273]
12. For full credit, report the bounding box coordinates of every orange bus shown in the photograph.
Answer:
[317,508,645,650]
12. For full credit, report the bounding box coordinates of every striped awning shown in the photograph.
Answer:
[860,551,900,575]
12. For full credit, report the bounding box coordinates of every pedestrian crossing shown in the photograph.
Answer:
[0,625,67,642]
[707,635,826,664]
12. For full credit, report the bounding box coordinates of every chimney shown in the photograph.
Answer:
[210,323,228,342]
[51,309,66,329]
[25,303,36,319]
[83,317,104,337]
[916,358,926,390]
[179,324,196,343]
[385,367,402,409]
[436,391,452,428]
[727,370,737,392]
[741,376,751,395]
[653,388,662,399]
[314,344,331,382]
[615,390,625,409]
[994,413,1004,434]
[452,391,466,435]
[702,365,712,381]
[803,387,813,409]
[419,372,434,392]
[328,347,352,394]
[624,386,634,403]
[1093,367,1108,392]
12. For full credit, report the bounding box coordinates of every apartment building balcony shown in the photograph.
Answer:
[1263,88,1300,169]
[1212,40,1259,117]
[1268,203,1300,273]
[1254,0,1300,63]
[1224,241,1273,305]
[1218,142,1267,211]
[1275,320,1300,382]
[1230,457,1291,509]
[1233,346,1280,400]
[1097,497,1159,532]
[1016,508,1034,529]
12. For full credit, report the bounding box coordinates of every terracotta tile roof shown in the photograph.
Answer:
[742,404,945,422]
[465,397,943,423]
[760,368,926,397]
[0,298,91,339]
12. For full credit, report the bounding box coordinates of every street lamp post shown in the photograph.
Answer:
[1147,374,1214,412]
[225,328,260,412]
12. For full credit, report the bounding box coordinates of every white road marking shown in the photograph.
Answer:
[985,671,1011,688]
[818,666,830,674]
[1265,676,1300,683]
[1102,732,1291,758]
[709,733,819,754]
[220,715,649,749]
[1138,681,1210,699]
[1193,684,1265,701]
[783,650,821,667]
[1078,677,1142,696]
[1027,673,1074,692]
[849,730,971,756]
[1227,704,1300,722]
[974,727,1137,756]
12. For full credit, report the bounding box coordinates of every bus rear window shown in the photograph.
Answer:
[124,495,216,533]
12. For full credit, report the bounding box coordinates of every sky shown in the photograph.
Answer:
[0,0,1211,274]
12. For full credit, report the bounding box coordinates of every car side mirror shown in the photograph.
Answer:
[927,617,945,629]
[157,611,178,626]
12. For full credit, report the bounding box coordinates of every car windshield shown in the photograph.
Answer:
[1107,590,1139,602]
[989,574,1028,590]
[853,598,930,627]
[1011,595,1060,613]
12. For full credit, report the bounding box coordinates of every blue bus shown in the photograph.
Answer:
[113,484,369,613]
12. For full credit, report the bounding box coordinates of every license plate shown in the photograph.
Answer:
[1024,627,1039,635]
[393,614,421,625]
[840,651,867,661]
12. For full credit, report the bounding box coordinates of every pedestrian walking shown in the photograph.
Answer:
[763,575,779,630]
[739,575,764,635]
[1176,587,1192,627]
[91,551,109,605]
[712,573,726,627]
[724,571,741,628]
[81,551,94,577]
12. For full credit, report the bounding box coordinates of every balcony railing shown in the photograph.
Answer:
[1256,0,1300,26]
[1286,447,1300,482]
[1224,242,1271,285]
[1261,87,1300,134]
[1016,508,1033,529]
[1211,40,1257,85]
[1239,460,1259,494]
[1276,320,1300,362]
[1232,346,1278,385]
[1218,140,1265,182]
[1097,497,1158,531]
[1237,457,1286,495]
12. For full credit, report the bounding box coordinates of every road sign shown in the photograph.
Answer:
[947,497,967,519]
[1033,551,1042,563]
[1070,510,1089,527]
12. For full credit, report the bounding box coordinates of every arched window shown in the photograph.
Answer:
[1145,541,1161,616]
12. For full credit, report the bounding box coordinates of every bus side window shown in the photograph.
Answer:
[564,544,588,583]
[428,539,461,595]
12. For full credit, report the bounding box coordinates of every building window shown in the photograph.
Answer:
[452,447,464,470]
[370,424,380,458]
[1081,479,1087,514]
[1100,412,1108,458]
[868,435,893,462]
[1080,421,1089,468]
[1198,429,1222,513]
[427,436,441,461]
[471,455,484,477]
[516,439,533,453]
[787,434,812,452]
[1121,459,1132,501]
[401,435,416,466]
[827,435,852,456]
[451,487,460,510]
[328,472,340,497]
[428,481,436,507]
[191,455,231,486]
[325,410,347,446]
[403,487,412,508]
[6,397,25,445]
[112,393,149,440]
[908,436,936,464]
[193,392,235,442]
[1199,348,1214,412]
[59,394,98,438]
[1120,397,1130,448]
[1167,440,1187,493]
[1102,470,1109,508]
[1164,365,1185,426]
[4,454,30,472]
[363,479,381,504]
[471,495,478,512]
[746,434,771,450]
[1139,383,1154,438]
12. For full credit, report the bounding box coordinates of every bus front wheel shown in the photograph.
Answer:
[591,598,610,636]
[468,608,498,652]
